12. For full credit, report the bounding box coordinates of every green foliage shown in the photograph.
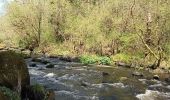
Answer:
[0,86,20,100]
[80,55,98,65]
[80,55,112,65]
[99,56,112,65]
[111,53,131,63]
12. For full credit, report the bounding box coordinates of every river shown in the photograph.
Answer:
[25,57,170,100]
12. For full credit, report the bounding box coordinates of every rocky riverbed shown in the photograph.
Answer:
[26,57,170,100]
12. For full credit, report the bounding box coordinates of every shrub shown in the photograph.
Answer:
[80,55,98,65]
[111,53,131,63]
[99,56,112,65]
[0,86,20,100]
[80,55,112,65]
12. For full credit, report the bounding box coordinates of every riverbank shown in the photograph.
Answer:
[1,46,170,76]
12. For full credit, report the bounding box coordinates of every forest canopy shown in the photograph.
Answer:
[0,0,170,69]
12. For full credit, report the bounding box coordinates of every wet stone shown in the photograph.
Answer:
[132,71,143,77]
[46,64,55,68]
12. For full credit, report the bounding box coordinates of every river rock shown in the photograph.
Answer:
[153,75,159,80]
[29,63,37,67]
[32,58,50,64]
[132,71,143,77]
[0,51,30,98]
[46,64,55,68]
[116,62,131,68]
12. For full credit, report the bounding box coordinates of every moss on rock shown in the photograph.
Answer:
[0,50,30,98]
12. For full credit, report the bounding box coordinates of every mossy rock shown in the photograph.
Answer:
[0,51,30,97]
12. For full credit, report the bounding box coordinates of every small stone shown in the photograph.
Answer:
[153,75,159,80]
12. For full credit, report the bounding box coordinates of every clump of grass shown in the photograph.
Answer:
[31,84,45,94]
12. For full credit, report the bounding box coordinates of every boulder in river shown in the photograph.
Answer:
[0,51,30,98]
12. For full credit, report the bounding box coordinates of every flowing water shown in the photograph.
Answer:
[25,57,170,100]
